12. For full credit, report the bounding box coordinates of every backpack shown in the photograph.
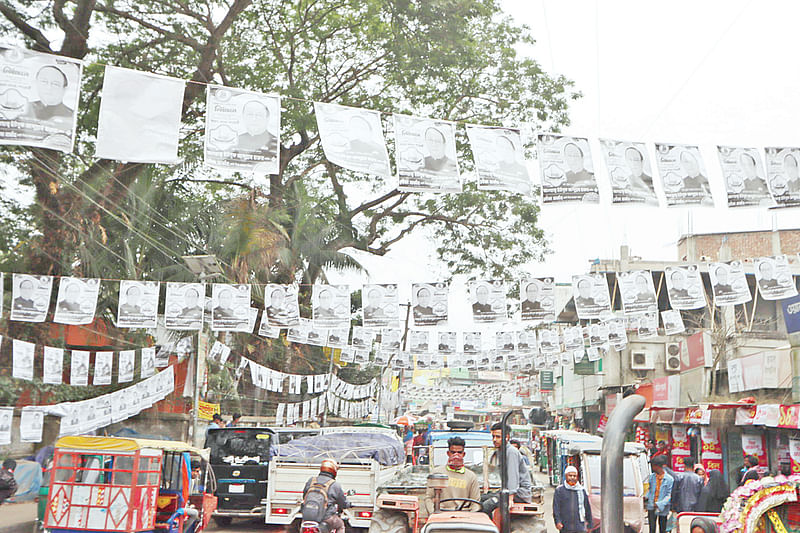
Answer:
[302,477,335,522]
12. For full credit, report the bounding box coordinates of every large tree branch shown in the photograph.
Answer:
[0,2,52,52]
[94,2,203,50]
[350,189,403,217]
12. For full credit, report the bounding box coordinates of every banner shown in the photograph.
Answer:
[520,278,556,322]
[314,101,391,177]
[538,134,599,203]
[10,274,52,323]
[571,273,611,319]
[710,260,752,306]
[312,284,350,328]
[95,66,185,163]
[164,282,204,330]
[53,277,100,325]
[0,46,83,152]
[741,433,768,470]
[754,255,798,301]
[362,283,400,328]
[790,439,800,474]
[716,146,771,207]
[469,280,506,323]
[618,270,658,316]
[211,283,251,332]
[395,114,461,193]
[654,143,714,207]
[764,147,800,208]
[599,139,659,205]
[672,425,690,472]
[664,265,706,310]
[701,427,723,472]
[117,280,159,329]
[197,400,220,421]
[411,282,448,326]
[467,124,531,195]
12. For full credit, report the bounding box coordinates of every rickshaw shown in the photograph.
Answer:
[44,436,217,533]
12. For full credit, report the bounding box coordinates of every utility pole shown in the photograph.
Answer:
[376,302,412,423]
[321,346,336,426]
[192,329,208,447]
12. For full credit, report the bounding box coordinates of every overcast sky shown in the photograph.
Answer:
[335,0,800,291]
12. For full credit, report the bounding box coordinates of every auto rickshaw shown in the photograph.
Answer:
[44,436,217,533]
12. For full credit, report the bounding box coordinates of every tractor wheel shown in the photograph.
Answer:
[212,516,233,527]
[368,509,409,533]
[510,516,547,533]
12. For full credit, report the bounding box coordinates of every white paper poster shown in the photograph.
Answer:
[381,329,402,352]
[0,46,83,152]
[118,350,134,383]
[636,312,659,339]
[12,338,35,380]
[70,350,90,386]
[661,310,685,335]
[95,66,185,163]
[538,329,559,355]
[0,407,12,445]
[361,283,400,328]
[562,325,583,351]
[467,124,531,195]
[586,323,609,347]
[314,102,391,177]
[211,283,251,332]
[411,282,448,327]
[204,85,280,176]
[520,278,555,322]
[654,143,714,207]
[462,331,482,355]
[538,134,599,203]
[437,331,457,354]
[764,147,800,208]
[141,347,156,378]
[164,282,204,330]
[53,277,100,325]
[469,280,506,323]
[327,327,349,349]
[20,407,44,443]
[408,330,430,353]
[10,273,52,322]
[312,284,350,328]
[395,114,461,193]
[618,270,658,316]
[43,346,64,384]
[599,139,658,205]
[754,255,798,301]
[495,331,516,353]
[117,280,159,328]
[257,314,281,338]
[710,260,752,306]
[351,326,376,350]
[607,318,628,347]
[264,284,300,328]
[572,274,611,319]
[93,351,113,385]
[287,318,312,344]
[664,265,706,310]
[727,359,744,394]
[716,146,771,207]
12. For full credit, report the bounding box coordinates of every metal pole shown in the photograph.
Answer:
[321,347,336,426]
[601,394,646,533]
[192,330,208,448]
[500,409,514,533]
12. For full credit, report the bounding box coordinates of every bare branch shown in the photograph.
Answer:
[94,2,203,50]
[0,2,53,52]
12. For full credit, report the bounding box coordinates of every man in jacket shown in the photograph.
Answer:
[645,455,674,533]
[302,460,351,533]
[553,465,592,532]
[0,459,17,504]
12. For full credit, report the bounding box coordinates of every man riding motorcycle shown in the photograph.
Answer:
[301,459,351,533]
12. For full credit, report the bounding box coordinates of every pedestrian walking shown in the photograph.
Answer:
[644,455,674,533]
[552,465,592,532]
[697,469,729,513]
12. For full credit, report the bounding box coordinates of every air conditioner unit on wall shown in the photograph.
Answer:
[665,342,681,371]
[631,350,654,370]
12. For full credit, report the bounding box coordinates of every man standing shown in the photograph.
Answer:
[0,459,17,504]
[739,455,760,485]
[483,422,532,516]
[552,465,592,532]
[644,455,674,533]
[301,460,351,533]
[425,437,481,513]
[227,413,242,427]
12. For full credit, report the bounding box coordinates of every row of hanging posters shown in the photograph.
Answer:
[2,46,800,207]
[1,255,797,335]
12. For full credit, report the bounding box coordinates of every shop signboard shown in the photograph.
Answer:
[672,425,691,472]
[701,427,723,472]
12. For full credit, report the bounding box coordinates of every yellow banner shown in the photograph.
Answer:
[198,400,220,421]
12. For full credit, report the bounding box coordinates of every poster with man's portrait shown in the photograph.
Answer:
[117,280,159,329]
[571,274,611,319]
[716,146,771,207]
[211,283,251,332]
[53,277,100,326]
[204,85,280,177]
[395,114,461,193]
[437,331,457,354]
[664,265,706,310]
[118,350,135,383]
[362,283,400,328]
[12,339,35,381]
[43,346,64,385]
[164,282,205,330]
[264,284,300,328]
[0,46,83,152]
[709,261,751,306]
[764,147,800,208]
[538,328,560,355]
[520,278,555,322]
[754,255,797,301]
[314,102,391,177]
[411,282,448,327]
[20,407,44,443]
[599,139,658,205]
[312,284,350,328]
[70,350,90,386]
[607,318,628,347]
[495,331,516,353]
[469,280,506,323]
[538,134,599,203]
[10,273,52,323]
[654,143,714,207]
[141,346,156,378]
[287,318,312,344]
[0,407,13,445]
[562,325,584,351]
[462,331,482,354]
[467,124,531,195]
[93,351,113,386]
[351,326,376,350]
[516,330,537,355]
[618,270,658,316]
[408,330,431,353]
[381,328,402,352]
[661,310,685,335]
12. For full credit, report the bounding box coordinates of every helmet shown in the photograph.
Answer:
[320,459,338,477]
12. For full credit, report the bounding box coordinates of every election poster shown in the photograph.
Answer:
[764,147,800,208]
[95,66,185,164]
[351,326,376,350]
[12,338,35,381]
[437,331,457,354]
[381,328,402,352]
[462,331,482,354]
[204,85,280,177]
[562,325,584,351]
[314,102,391,177]
[257,314,281,338]
[599,139,658,205]
[571,273,611,319]
[43,346,63,385]
[710,261,751,306]
[636,312,659,339]
[661,309,685,335]
[495,331,516,353]
[607,318,628,347]
[654,143,714,207]
[326,327,349,349]
[0,46,83,152]
[20,407,44,443]
[716,146,771,207]
[287,318,312,345]
[70,350,90,386]
[618,270,658,316]
[585,323,609,348]
[312,284,350,328]
[164,282,204,330]
[362,283,400,328]
[754,255,797,301]
[538,329,559,355]
[211,283,251,332]
[93,351,113,386]
[264,284,300,328]
[117,280,159,328]
[520,278,555,322]
[141,346,156,378]
[469,280,506,323]
[664,265,706,310]
[0,408,12,445]
[395,114,461,193]
[409,330,431,353]
[516,330,537,355]
[53,277,100,325]
[466,124,531,195]
[538,134,599,203]
[411,282,448,327]
[118,350,135,383]
[10,273,52,323]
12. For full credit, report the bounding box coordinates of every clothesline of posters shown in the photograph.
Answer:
[0,333,163,385]
[274,393,375,426]
[2,255,797,332]
[0,366,175,445]
[403,378,534,402]
[3,47,800,208]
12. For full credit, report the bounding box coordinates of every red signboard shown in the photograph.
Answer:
[681,331,709,372]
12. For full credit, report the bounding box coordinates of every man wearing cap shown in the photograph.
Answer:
[552,465,592,532]
[644,455,674,533]
[425,436,481,513]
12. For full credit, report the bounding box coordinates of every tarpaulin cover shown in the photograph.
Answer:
[275,432,404,466]
[8,460,42,502]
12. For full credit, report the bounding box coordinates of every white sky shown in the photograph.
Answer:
[334,0,800,291]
